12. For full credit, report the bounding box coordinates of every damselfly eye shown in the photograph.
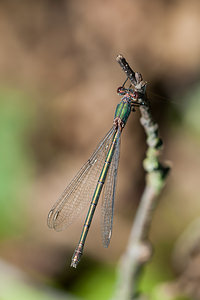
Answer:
[117,87,126,95]
[130,91,138,100]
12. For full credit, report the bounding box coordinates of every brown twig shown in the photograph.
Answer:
[112,55,170,300]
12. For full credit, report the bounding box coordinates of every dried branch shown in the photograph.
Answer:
[112,55,170,300]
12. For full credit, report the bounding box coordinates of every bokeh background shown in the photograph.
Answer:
[0,1,200,299]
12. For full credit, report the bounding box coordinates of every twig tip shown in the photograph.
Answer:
[116,54,123,62]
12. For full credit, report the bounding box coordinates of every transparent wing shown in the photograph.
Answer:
[47,126,115,231]
[101,130,121,247]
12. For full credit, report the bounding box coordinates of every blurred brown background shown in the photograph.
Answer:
[0,1,200,299]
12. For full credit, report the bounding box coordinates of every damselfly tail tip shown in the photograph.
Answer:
[70,261,77,268]
[70,244,83,268]
[70,255,80,268]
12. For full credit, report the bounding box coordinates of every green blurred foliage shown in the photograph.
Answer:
[0,88,35,238]
[69,264,115,300]
[152,284,191,300]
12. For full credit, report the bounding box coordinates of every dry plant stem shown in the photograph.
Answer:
[112,55,170,300]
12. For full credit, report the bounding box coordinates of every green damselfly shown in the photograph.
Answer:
[47,82,144,268]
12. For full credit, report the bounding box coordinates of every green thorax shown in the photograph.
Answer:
[114,99,131,125]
